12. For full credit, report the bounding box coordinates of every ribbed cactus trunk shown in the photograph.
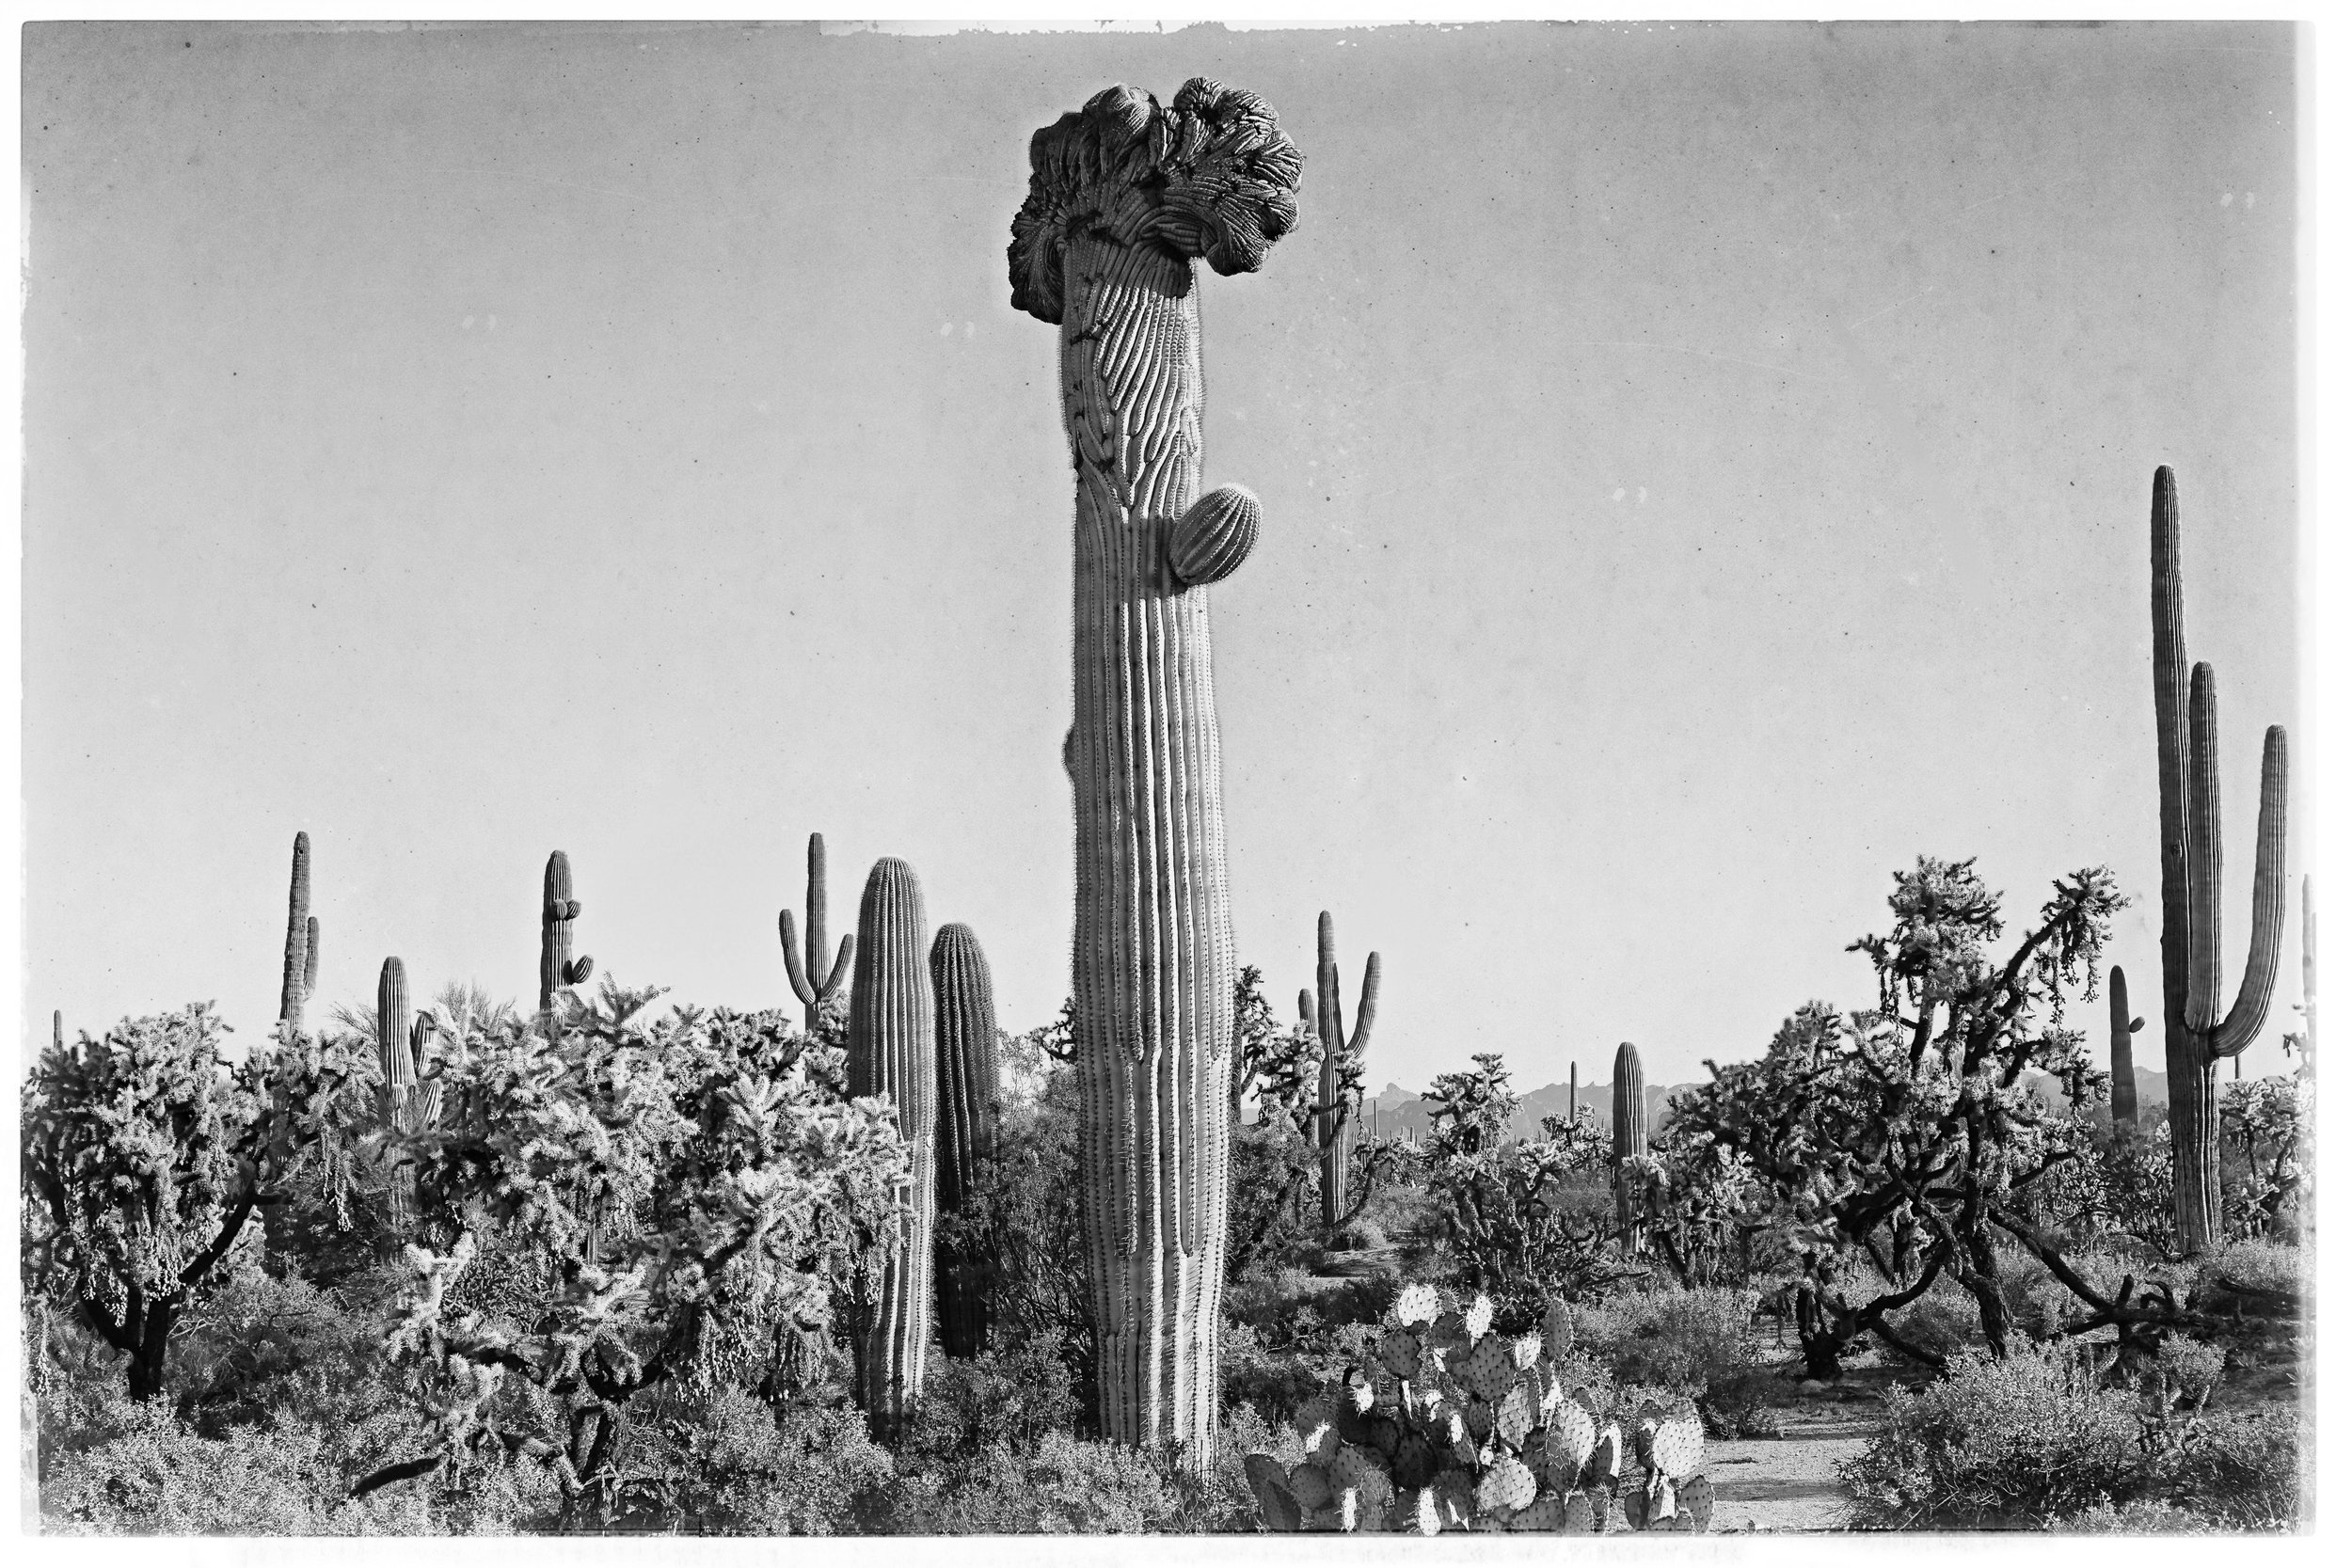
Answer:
[1009,79,1299,1455]
[848,857,935,1439]
[2108,966,2141,1129]
[537,850,592,1037]
[932,922,1001,1358]
[782,832,854,1034]
[1613,1041,1647,1253]
[278,832,319,1036]
[377,958,423,1227]
[2149,467,2290,1256]
[1311,911,1380,1230]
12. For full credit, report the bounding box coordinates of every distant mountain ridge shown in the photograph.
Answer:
[1359,1063,2178,1143]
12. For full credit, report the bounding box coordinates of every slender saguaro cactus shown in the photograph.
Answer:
[1568,1061,1579,1120]
[1310,911,1381,1228]
[278,832,321,1035]
[2149,466,2291,1256]
[782,832,855,1034]
[848,858,936,1437]
[1008,78,1300,1453]
[2108,966,2145,1129]
[2293,875,2317,1066]
[537,851,594,1036]
[932,922,1002,1357]
[1613,1041,1648,1251]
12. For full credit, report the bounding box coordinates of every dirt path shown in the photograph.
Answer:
[1699,1346,1906,1533]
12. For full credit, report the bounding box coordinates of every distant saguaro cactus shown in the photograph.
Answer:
[1309,911,1380,1229]
[848,857,936,1437]
[2148,467,2290,1255]
[537,851,594,1036]
[931,922,1001,1358]
[2108,966,2144,1129]
[782,832,855,1034]
[278,832,320,1035]
[375,958,439,1224]
[1009,76,1300,1453]
[1613,1041,1648,1252]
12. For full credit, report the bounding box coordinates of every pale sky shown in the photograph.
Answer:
[22,20,2306,1093]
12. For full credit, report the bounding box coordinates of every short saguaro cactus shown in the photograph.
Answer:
[1243,1284,1712,1534]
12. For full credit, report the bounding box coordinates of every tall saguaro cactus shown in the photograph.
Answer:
[1309,911,1381,1228]
[848,857,936,1437]
[931,922,1002,1357]
[782,832,855,1034]
[537,851,594,1037]
[1613,1041,1648,1252]
[2148,466,2290,1256]
[278,832,321,1035]
[2108,966,2144,1129]
[1008,78,1300,1453]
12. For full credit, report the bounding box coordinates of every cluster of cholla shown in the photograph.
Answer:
[1244,1283,1712,1534]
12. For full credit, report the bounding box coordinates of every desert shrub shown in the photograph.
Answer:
[1697,1368,1788,1439]
[2165,1406,2304,1529]
[1843,1345,2145,1528]
[2197,1237,2304,1300]
[1574,1286,1759,1396]
[1841,1342,2304,1530]
[39,1397,557,1534]
[635,1388,893,1535]
[884,1431,1181,1533]
[1219,1320,1336,1424]
[1886,1275,1983,1361]
[1328,1214,1386,1252]
[900,1336,1080,1461]
[2072,1499,2215,1532]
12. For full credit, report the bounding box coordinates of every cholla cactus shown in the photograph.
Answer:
[1242,1284,1711,1534]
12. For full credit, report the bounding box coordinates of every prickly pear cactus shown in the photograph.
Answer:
[1242,1284,1711,1533]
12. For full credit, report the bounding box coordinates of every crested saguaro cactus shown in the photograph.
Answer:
[848,857,936,1436]
[1612,1042,1647,1252]
[1008,77,1300,1452]
[2148,467,2290,1256]
[537,851,594,1037]
[1311,911,1382,1228]
[782,832,855,1034]
[278,832,321,1036]
[2109,966,2145,1128]
[931,922,1002,1357]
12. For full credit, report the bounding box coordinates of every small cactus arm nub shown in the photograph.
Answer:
[848,857,937,1438]
[278,832,315,1033]
[1167,483,1262,586]
[782,832,855,1033]
[1009,75,1300,1455]
[2150,466,2291,1254]
[931,921,1002,1357]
